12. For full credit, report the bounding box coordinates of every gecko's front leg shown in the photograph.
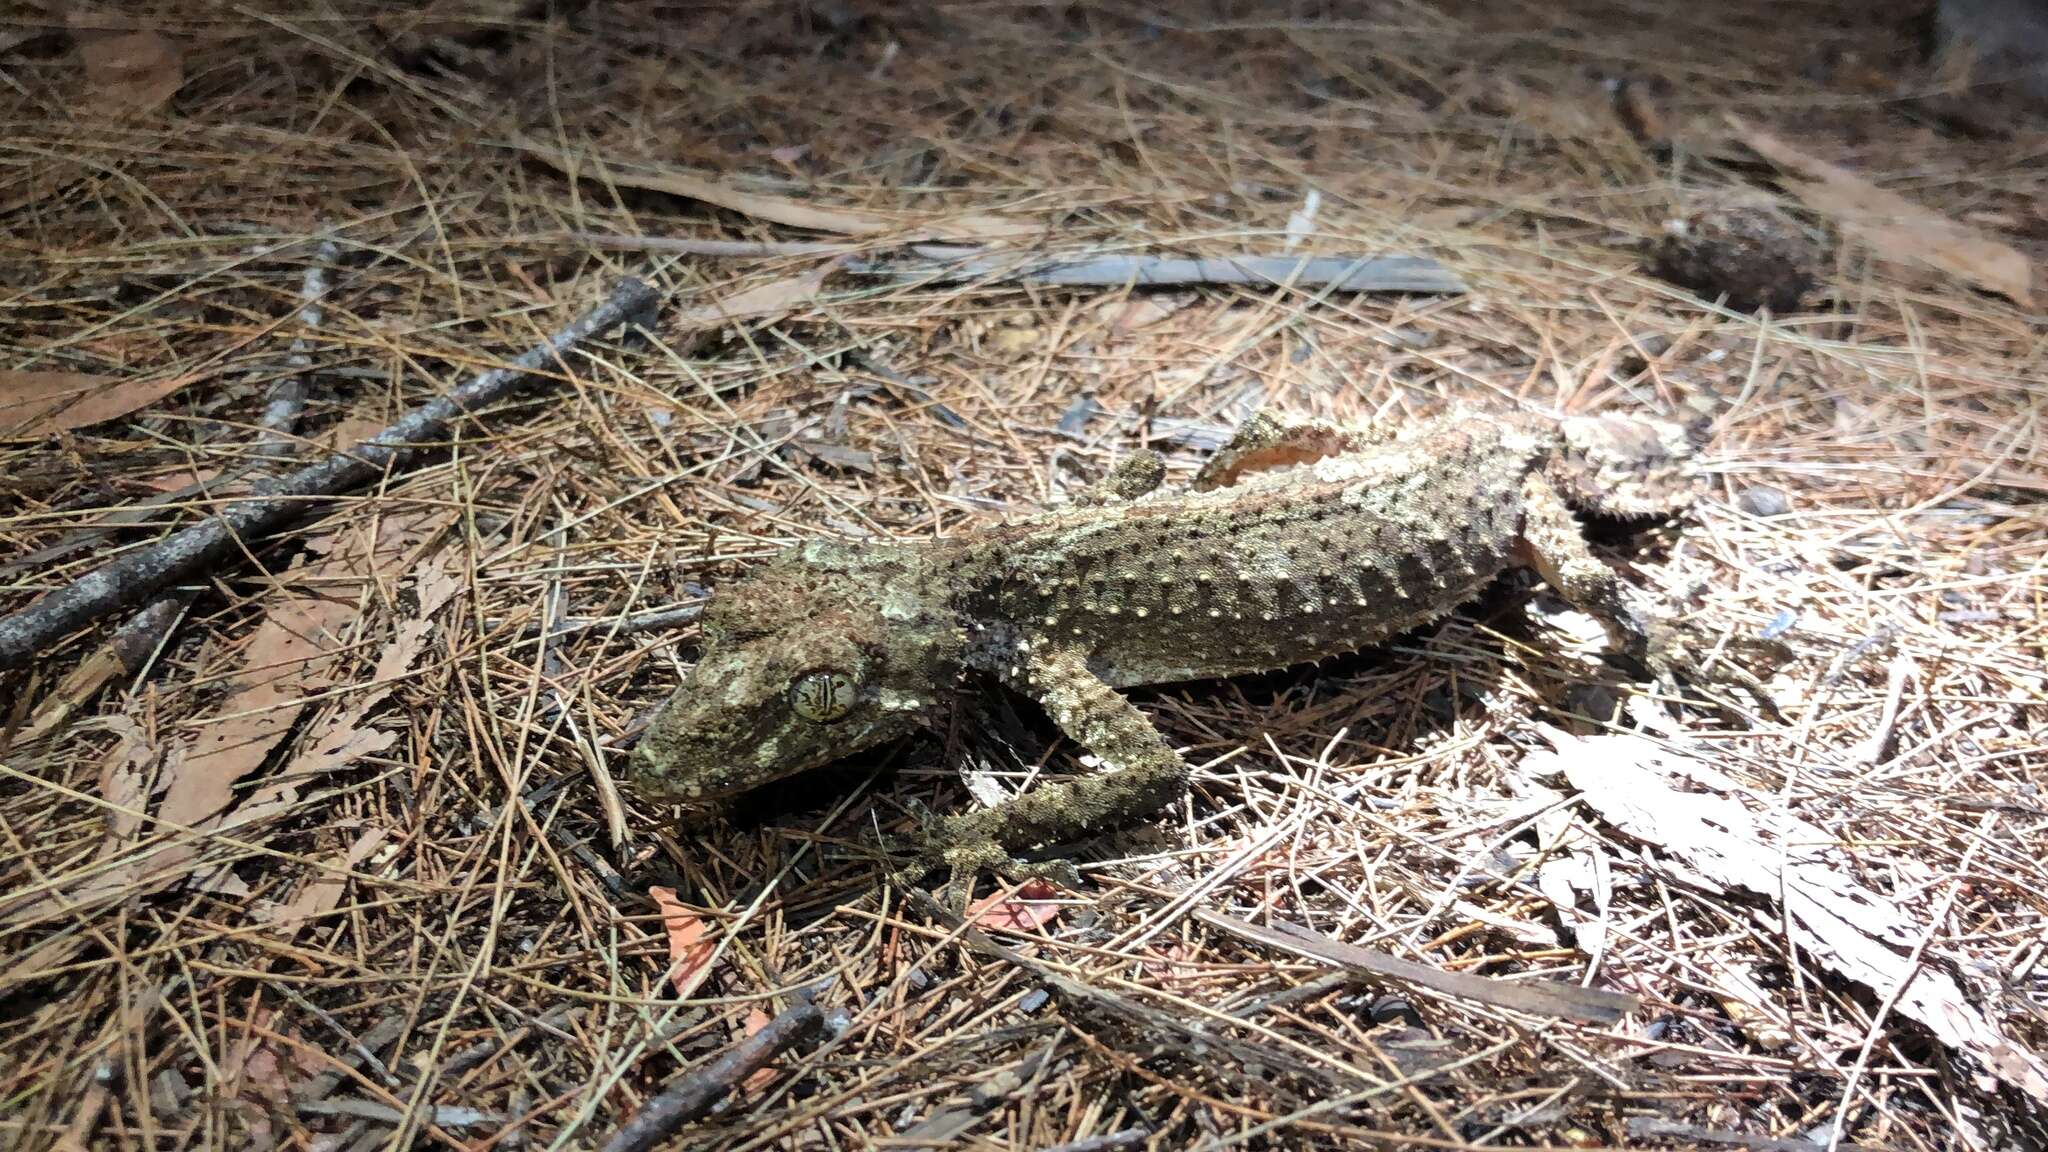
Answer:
[916,644,1190,907]
[1514,473,1784,720]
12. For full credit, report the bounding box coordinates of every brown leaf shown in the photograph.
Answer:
[157,596,358,830]
[78,30,182,113]
[231,549,457,816]
[673,267,833,330]
[96,717,158,844]
[266,826,389,936]
[1731,117,2035,305]
[0,369,202,439]
[650,886,718,996]
[8,515,456,927]
[534,149,1035,241]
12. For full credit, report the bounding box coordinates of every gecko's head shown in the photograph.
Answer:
[629,540,964,804]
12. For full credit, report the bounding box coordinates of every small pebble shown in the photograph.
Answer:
[1369,995,1423,1027]
[1738,485,1789,517]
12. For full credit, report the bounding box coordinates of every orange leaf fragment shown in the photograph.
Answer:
[650,886,717,996]
[533,148,1036,241]
[1731,116,2035,306]
[964,878,1064,933]
[738,1007,779,1092]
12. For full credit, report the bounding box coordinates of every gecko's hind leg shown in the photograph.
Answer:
[914,645,1189,909]
[1193,410,1385,490]
[1515,473,1783,721]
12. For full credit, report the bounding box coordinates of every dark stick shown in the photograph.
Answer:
[0,278,660,671]
[599,1001,825,1152]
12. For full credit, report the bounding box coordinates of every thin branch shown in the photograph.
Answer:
[254,236,342,459]
[599,1001,826,1152]
[0,277,660,671]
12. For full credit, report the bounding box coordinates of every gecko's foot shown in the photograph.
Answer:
[1645,619,1790,723]
[890,802,1081,912]
[912,838,1084,913]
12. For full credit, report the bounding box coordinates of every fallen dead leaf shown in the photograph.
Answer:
[96,716,158,844]
[5,513,453,929]
[228,547,459,822]
[672,266,835,332]
[984,324,1044,357]
[1103,293,1195,333]
[964,878,1064,933]
[1731,116,2035,306]
[1138,940,1199,983]
[533,148,1035,241]
[1536,726,2048,1103]
[222,1009,296,1108]
[319,413,392,451]
[0,369,203,439]
[650,886,718,997]
[78,28,182,113]
[266,825,390,936]
[158,595,358,831]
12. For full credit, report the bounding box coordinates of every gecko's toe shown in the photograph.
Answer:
[934,837,1009,912]
[898,833,1082,914]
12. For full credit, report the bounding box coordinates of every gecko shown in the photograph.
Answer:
[629,408,1778,899]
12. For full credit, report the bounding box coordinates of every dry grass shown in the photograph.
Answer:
[3,2,2045,1149]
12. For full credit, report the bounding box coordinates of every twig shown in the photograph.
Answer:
[0,467,264,576]
[0,277,660,671]
[900,887,1349,1097]
[439,1004,577,1083]
[295,1097,502,1128]
[8,590,195,748]
[1626,1117,1882,1152]
[255,236,341,458]
[1194,908,1641,1025]
[599,1001,826,1152]
[295,1012,410,1103]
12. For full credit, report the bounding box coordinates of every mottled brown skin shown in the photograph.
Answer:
[633,409,1764,891]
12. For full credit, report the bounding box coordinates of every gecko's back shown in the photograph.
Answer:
[969,415,1551,686]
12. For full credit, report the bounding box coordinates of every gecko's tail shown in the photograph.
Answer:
[1551,414,1706,518]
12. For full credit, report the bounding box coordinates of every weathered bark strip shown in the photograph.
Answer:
[556,231,1469,294]
[0,277,660,671]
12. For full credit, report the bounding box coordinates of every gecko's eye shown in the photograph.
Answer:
[788,669,858,723]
